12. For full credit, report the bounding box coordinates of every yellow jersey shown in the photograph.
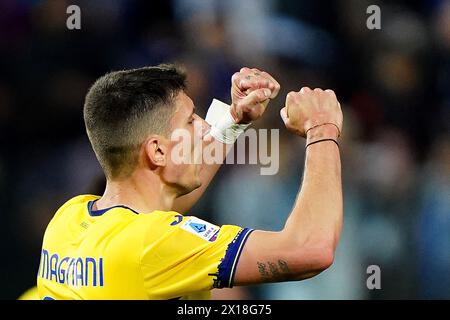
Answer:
[36,195,253,300]
[18,286,39,300]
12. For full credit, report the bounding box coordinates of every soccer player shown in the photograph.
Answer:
[36,65,343,299]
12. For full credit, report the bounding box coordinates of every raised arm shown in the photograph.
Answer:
[172,68,280,213]
[234,87,344,285]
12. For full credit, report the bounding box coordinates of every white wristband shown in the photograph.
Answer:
[205,99,251,144]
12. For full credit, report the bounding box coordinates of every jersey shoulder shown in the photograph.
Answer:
[62,194,100,207]
[45,194,100,229]
[55,194,100,216]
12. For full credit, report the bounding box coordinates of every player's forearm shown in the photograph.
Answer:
[283,127,343,251]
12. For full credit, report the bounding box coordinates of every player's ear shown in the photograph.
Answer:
[144,136,168,169]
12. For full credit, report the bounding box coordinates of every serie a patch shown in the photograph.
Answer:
[180,217,220,242]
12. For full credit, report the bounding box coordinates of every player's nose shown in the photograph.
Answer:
[193,115,210,138]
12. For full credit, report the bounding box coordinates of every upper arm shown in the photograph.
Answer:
[233,230,334,286]
[139,215,249,298]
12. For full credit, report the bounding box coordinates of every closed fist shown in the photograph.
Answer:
[230,67,281,124]
[280,87,343,138]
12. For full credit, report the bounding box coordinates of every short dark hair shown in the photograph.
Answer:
[84,64,187,179]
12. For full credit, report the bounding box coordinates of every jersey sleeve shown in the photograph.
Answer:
[139,214,253,299]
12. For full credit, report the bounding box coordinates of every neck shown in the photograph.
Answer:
[95,170,177,214]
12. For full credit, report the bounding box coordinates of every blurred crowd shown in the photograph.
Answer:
[0,0,449,299]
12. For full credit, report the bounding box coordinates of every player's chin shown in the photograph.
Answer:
[190,177,202,192]
[178,178,202,197]
[192,175,202,189]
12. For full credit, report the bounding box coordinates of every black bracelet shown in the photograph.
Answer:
[306,138,339,149]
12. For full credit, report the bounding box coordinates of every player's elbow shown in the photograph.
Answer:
[307,244,335,274]
[312,245,335,272]
[286,241,335,280]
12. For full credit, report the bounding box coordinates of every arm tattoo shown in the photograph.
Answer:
[257,262,270,281]
[257,259,291,282]
[278,259,291,274]
[267,262,280,278]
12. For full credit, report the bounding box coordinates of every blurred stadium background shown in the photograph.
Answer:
[1,0,449,299]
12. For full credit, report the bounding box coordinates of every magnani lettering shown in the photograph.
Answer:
[38,249,104,287]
